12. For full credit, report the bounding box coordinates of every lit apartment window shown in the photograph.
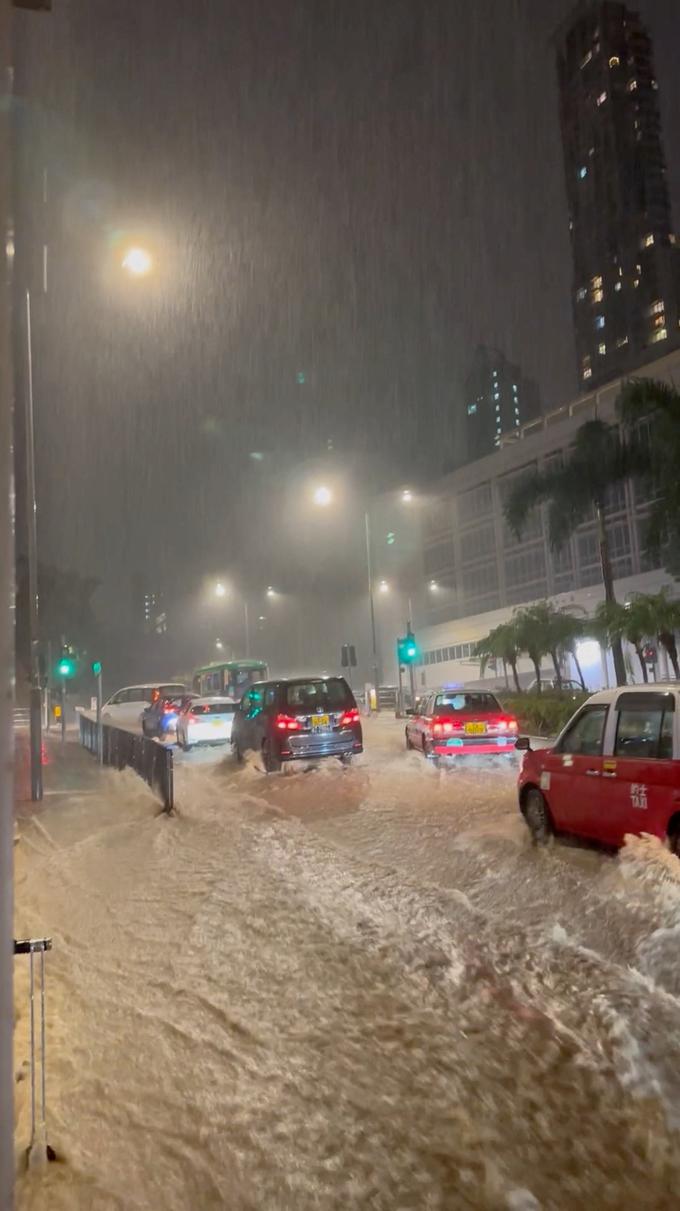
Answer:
[648,299,664,315]
[598,343,607,355]
[591,275,603,289]
[579,166,588,180]
[609,55,620,68]
[467,403,477,416]
[671,235,678,247]
[592,288,604,303]
[493,392,500,401]
[650,328,667,344]
[626,79,638,92]
[633,278,640,288]
[652,78,659,91]
[616,336,629,348]
[614,282,622,292]
[583,367,593,381]
[595,315,605,329]
[581,50,593,69]
[576,286,587,302]
[642,233,655,248]
[596,91,607,106]
[653,314,666,329]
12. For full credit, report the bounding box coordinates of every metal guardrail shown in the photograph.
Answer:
[79,714,174,813]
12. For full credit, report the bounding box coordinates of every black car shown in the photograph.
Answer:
[231,677,363,771]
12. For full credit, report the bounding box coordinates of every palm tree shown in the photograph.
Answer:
[550,609,588,691]
[594,600,646,684]
[513,606,551,691]
[617,379,680,576]
[628,589,680,679]
[474,622,522,693]
[505,418,637,686]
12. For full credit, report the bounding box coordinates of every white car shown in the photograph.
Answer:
[176,697,237,750]
[101,683,187,730]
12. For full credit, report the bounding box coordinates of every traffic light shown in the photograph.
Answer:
[397,630,419,665]
[91,660,102,677]
[56,647,77,679]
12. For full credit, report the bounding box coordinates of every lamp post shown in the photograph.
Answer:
[213,581,251,657]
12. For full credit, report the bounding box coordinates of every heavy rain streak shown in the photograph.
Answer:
[6,1,680,1210]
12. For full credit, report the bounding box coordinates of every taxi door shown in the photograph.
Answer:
[539,703,609,835]
[597,691,679,846]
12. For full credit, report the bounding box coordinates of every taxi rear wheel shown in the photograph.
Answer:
[405,729,414,750]
[524,788,553,846]
[667,823,680,858]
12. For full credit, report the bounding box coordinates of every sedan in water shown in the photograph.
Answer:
[176,697,237,750]
[142,693,195,738]
[517,684,680,853]
[406,689,518,761]
[231,677,363,771]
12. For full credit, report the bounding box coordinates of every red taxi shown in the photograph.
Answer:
[406,689,518,761]
[517,685,680,854]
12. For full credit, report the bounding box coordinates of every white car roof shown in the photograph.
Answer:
[116,683,185,692]
[191,696,236,706]
[585,684,679,705]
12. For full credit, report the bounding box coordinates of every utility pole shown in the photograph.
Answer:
[364,511,380,705]
[4,7,53,1202]
[0,2,14,1199]
[25,289,42,795]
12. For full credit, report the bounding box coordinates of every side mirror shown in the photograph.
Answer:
[515,736,531,751]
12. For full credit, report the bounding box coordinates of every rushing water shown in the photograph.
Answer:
[14,718,680,1209]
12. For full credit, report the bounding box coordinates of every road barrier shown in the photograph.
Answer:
[79,714,174,813]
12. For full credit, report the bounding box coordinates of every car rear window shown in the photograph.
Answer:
[285,679,354,711]
[433,692,501,716]
[193,703,235,716]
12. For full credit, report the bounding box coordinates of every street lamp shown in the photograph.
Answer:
[313,484,333,507]
[428,580,439,591]
[266,586,276,598]
[122,247,152,277]
[215,639,224,651]
[214,581,227,598]
[401,488,413,503]
[378,579,390,593]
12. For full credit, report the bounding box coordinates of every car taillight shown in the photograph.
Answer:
[339,707,360,726]
[432,718,462,736]
[275,714,301,731]
[187,714,197,723]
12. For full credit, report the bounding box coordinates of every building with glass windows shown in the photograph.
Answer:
[377,345,680,691]
[464,346,541,462]
[556,1,680,389]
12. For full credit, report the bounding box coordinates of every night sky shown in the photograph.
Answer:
[13,0,680,661]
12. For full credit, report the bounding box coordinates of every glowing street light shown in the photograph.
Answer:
[378,579,390,594]
[122,247,152,277]
[266,586,276,598]
[214,581,227,598]
[313,485,333,507]
[428,579,439,592]
[401,488,413,503]
[215,639,224,651]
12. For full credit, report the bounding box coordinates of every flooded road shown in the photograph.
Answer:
[14,717,680,1209]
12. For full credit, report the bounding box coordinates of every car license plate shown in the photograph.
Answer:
[212,720,223,727]
[464,722,485,735]
[311,714,330,730]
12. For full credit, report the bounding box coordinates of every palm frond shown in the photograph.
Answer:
[504,469,549,540]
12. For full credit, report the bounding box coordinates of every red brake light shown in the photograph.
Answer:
[339,707,360,726]
[432,717,462,735]
[275,713,301,731]
[188,714,197,723]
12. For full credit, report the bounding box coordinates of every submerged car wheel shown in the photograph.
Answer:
[339,753,353,766]
[262,739,282,774]
[667,824,680,857]
[405,729,414,750]
[524,788,553,846]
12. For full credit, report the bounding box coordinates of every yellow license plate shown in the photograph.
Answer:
[311,714,330,728]
[464,722,485,735]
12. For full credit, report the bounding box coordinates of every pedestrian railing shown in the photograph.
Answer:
[79,714,174,813]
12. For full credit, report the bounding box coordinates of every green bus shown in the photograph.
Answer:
[192,659,269,701]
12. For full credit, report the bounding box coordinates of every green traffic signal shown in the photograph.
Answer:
[397,631,419,665]
[91,660,102,677]
[57,658,76,679]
